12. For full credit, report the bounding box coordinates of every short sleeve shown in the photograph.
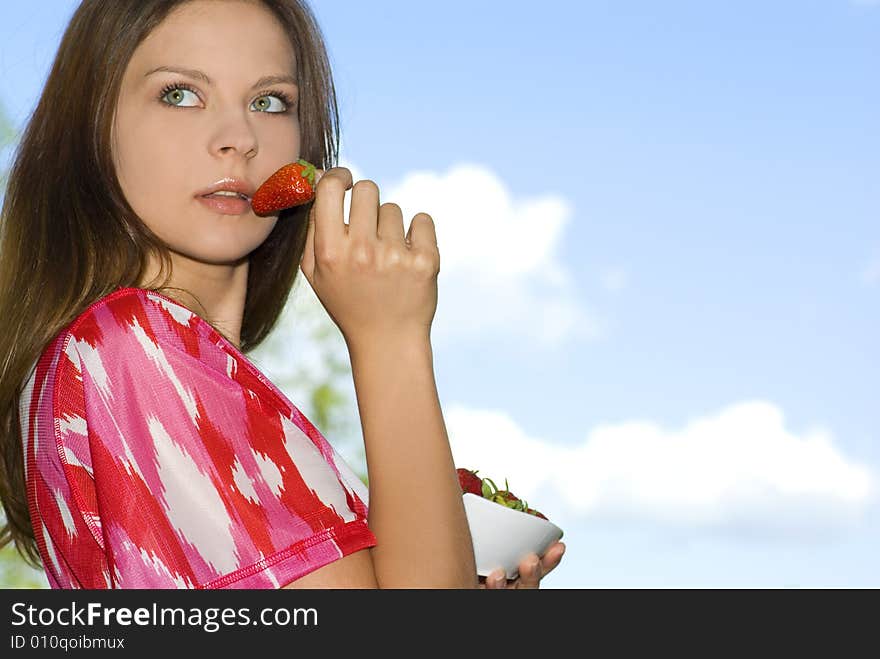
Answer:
[55,289,376,589]
[21,337,111,589]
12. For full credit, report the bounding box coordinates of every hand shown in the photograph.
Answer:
[478,541,566,589]
[299,168,440,351]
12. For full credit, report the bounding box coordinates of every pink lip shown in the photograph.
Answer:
[196,177,256,199]
[197,194,252,215]
[196,176,256,215]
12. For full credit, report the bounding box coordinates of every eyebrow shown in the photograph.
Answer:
[144,65,297,90]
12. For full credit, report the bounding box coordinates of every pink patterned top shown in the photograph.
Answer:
[19,286,376,589]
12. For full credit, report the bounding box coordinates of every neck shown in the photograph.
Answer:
[138,253,249,350]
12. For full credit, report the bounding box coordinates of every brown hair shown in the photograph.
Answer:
[0,0,339,568]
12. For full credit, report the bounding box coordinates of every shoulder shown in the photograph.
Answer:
[66,286,214,351]
[55,286,233,373]
[26,287,245,414]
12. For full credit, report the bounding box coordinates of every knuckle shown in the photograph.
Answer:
[316,247,338,266]
[380,243,405,268]
[351,244,374,269]
[410,251,438,277]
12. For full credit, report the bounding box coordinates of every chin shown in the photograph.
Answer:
[168,238,266,267]
[195,226,274,258]
[198,245,262,265]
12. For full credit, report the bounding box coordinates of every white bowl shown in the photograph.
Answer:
[462,493,564,579]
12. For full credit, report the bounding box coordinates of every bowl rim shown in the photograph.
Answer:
[462,492,563,538]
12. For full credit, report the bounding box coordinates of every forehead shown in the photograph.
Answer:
[129,0,296,77]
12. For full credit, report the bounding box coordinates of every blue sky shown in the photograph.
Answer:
[2,1,878,587]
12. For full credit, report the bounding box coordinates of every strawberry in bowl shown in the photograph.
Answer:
[456,468,563,579]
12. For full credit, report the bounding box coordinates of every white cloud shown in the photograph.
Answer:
[374,162,603,348]
[445,400,874,539]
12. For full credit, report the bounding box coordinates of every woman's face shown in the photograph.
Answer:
[112,0,300,267]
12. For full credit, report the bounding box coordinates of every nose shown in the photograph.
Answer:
[209,112,258,160]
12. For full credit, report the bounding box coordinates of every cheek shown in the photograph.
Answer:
[115,114,193,222]
[262,118,301,160]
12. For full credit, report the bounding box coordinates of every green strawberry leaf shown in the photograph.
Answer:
[481,480,493,499]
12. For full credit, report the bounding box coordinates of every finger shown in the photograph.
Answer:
[514,554,542,589]
[348,179,380,243]
[310,167,352,262]
[540,542,566,576]
[299,169,324,283]
[377,202,406,244]
[485,570,506,589]
[406,213,437,250]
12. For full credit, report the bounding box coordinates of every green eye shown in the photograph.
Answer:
[251,95,287,113]
[159,84,199,107]
[158,82,294,114]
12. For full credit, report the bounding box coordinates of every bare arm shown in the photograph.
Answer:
[282,549,378,589]
[282,335,475,589]
[348,334,477,588]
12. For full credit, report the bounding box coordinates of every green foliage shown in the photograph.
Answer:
[0,520,49,588]
[0,101,14,146]
[0,100,15,192]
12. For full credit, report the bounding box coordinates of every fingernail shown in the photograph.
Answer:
[493,573,506,587]
[529,557,541,574]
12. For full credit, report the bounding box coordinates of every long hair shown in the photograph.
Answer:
[0,0,339,569]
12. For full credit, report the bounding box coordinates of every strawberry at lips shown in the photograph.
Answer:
[195,159,316,216]
[250,159,318,216]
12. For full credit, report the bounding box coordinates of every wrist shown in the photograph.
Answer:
[345,328,432,361]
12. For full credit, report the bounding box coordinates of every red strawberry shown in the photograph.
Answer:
[526,508,548,520]
[251,159,318,216]
[456,468,483,496]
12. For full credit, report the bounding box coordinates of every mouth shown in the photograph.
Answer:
[200,191,251,202]
[195,175,256,202]
[195,175,257,215]
[197,193,252,215]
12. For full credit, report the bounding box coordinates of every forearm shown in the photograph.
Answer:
[348,333,477,588]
